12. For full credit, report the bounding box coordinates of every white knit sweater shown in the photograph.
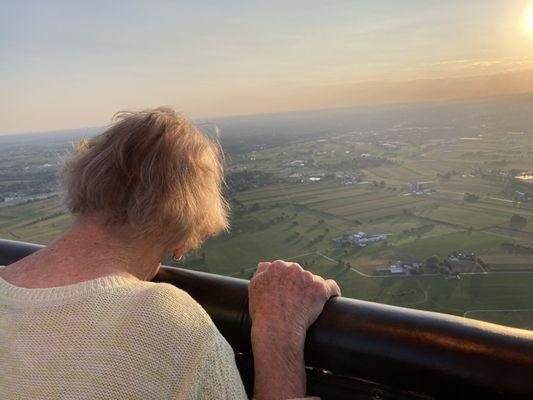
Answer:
[0,274,251,399]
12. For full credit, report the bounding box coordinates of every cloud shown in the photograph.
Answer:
[406,57,533,79]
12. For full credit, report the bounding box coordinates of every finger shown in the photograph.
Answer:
[326,279,341,298]
[301,270,314,284]
[287,262,304,274]
[254,262,270,276]
[271,259,288,268]
[268,259,290,274]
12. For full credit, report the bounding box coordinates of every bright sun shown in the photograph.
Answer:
[523,2,533,37]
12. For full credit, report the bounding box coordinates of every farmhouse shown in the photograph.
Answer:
[515,190,532,201]
[447,252,475,262]
[332,231,390,247]
[390,265,404,274]
[375,261,422,275]
[287,173,303,183]
[406,181,434,195]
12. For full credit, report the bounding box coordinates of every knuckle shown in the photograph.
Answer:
[311,280,328,297]
[256,261,269,271]
[302,270,314,283]
[270,260,286,269]
[326,278,337,286]
[287,263,303,274]
[266,261,282,275]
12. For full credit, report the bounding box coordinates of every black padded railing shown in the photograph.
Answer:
[2,238,533,399]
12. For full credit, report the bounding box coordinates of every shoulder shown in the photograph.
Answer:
[131,281,214,328]
[122,281,222,347]
[126,282,236,370]
[133,281,206,314]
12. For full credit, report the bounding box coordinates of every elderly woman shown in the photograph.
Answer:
[0,108,341,400]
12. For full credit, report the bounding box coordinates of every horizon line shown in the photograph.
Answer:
[2,90,532,138]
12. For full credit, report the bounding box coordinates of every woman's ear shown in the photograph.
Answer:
[172,241,186,261]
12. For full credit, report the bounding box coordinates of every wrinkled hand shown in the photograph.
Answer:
[248,260,341,341]
[248,260,341,400]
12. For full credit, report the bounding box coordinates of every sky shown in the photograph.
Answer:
[1,0,533,134]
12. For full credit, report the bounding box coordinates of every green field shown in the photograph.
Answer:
[0,196,72,244]
[1,128,532,330]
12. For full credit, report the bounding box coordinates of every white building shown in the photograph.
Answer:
[390,265,404,274]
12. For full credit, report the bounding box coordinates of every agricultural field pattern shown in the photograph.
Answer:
[1,95,533,329]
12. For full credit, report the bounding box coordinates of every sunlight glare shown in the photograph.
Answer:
[523,2,533,38]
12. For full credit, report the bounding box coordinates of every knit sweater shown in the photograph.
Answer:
[0,273,251,399]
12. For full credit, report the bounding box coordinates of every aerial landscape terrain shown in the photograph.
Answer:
[1,94,533,329]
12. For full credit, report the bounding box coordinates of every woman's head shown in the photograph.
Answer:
[60,107,228,251]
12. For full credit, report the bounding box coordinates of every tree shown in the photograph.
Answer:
[511,214,527,226]
[425,256,439,268]
[463,192,479,202]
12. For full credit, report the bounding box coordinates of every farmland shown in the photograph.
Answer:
[1,97,533,329]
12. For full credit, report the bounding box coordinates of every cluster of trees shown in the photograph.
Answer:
[402,208,414,216]
[401,223,435,238]
[463,192,480,202]
[436,170,458,180]
[425,252,488,275]
[391,289,417,298]
[336,259,352,270]
[334,155,392,171]
[425,256,456,275]
[264,212,294,224]
[371,180,386,188]
[225,170,276,193]
[511,213,527,226]
[308,234,326,245]
[384,186,400,192]
[300,259,317,268]
[269,215,290,224]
